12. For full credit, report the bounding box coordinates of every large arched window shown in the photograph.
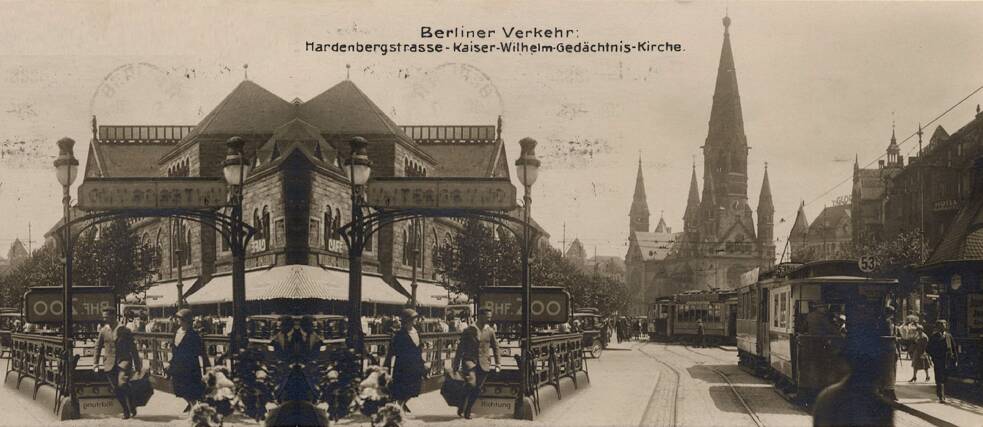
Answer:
[262,206,271,250]
[333,208,342,238]
[185,229,193,266]
[253,209,263,242]
[402,228,409,265]
[154,229,162,269]
[324,205,333,250]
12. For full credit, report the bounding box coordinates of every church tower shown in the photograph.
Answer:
[684,163,701,234]
[757,164,774,260]
[885,124,902,167]
[700,15,754,242]
[629,157,650,235]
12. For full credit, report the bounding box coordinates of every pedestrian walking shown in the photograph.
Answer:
[452,325,479,418]
[384,308,427,413]
[168,308,210,413]
[926,319,957,403]
[453,308,501,419]
[93,308,142,419]
[907,325,931,382]
[696,319,706,348]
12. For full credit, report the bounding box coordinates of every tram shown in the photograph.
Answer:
[671,289,738,345]
[646,297,673,341]
[735,260,897,400]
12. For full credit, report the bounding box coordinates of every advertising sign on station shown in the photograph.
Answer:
[366,177,517,210]
[23,286,114,323]
[479,286,569,323]
[77,177,228,211]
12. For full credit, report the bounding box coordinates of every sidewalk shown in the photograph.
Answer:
[893,357,983,427]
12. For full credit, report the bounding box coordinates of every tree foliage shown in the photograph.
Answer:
[0,219,156,308]
[434,219,631,317]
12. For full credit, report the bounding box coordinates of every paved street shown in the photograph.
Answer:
[1,341,943,426]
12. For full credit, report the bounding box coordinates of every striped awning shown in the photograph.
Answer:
[185,265,409,305]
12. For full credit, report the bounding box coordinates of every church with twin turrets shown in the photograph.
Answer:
[624,16,775,314]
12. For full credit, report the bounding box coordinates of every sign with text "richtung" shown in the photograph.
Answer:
[24,286,114,323]
[366,177,516,210]
[78,177,228,211]
[479,287,569,324]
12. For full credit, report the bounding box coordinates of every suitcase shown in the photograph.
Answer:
[440,370,467,408]
[129,370,155,408]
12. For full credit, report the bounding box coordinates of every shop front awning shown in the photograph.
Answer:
[392,278,462,308]
[144,277,201,307]
[184,265,410,305]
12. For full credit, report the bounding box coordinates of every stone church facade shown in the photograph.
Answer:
[625,16,775,314]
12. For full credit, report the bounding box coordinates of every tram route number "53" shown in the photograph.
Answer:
[858,255,879,273]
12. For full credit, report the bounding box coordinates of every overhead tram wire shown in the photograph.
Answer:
[775,83,983,263]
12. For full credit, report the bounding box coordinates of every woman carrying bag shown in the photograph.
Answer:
[169,308,211,412]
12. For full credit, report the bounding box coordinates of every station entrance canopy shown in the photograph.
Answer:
[183,265,409,305]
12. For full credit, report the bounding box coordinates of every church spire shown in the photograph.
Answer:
[790,201,809,239]
[685,162,701,227]
[757,163,774,245]
[629,155,650,234]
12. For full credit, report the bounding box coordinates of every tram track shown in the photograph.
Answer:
[662,344,766,427]
[637,342,680,427]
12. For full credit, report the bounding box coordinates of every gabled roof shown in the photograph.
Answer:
[855,168,887,201]
[189,80,294,137]
[927,195,983,264]
[419,141,508,178]
[654,216,669,233]
[930,125,949,143]
[565,238,587,259]
[85,140,176,178]
[254,118,338,172]
[7,238,28,260]
[807,204,851,238]
[300,80,412,139]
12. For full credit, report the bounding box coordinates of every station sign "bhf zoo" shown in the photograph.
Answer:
[24,286,114,323]
[479,286,570,324]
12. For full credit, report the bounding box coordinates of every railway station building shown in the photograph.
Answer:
[74,77,547,317]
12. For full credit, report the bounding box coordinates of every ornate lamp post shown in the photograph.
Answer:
[345,137,373,358]
[222,136,251,368]
[54,137,79,409]
[514,137,540,412]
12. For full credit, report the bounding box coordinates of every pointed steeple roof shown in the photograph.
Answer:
[790,201,809,238]
[887,123,900,154]
[757,163,773,212]
[629,157,649,217]
[685,163,701,221]
[705,14,747,149]
[655,213,669,233]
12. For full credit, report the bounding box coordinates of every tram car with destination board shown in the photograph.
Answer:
[646,296,673,341]
[735,260,897,401]
[667,289,738,345]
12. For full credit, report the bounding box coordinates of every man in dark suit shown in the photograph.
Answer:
[927,319,957,403]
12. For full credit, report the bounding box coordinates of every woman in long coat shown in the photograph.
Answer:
[908,325,932,382]
[169,309,211,412]
[384,308,426,411]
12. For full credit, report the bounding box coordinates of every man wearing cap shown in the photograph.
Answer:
[385,308,426,412]
[170,308,210,412]
[459,307,501,418]
[94,308,142,419]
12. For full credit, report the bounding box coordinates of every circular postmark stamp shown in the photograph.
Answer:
[89,62,190,126]
[401,62,505,124]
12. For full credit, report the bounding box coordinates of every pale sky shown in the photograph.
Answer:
[1,1,982,260]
